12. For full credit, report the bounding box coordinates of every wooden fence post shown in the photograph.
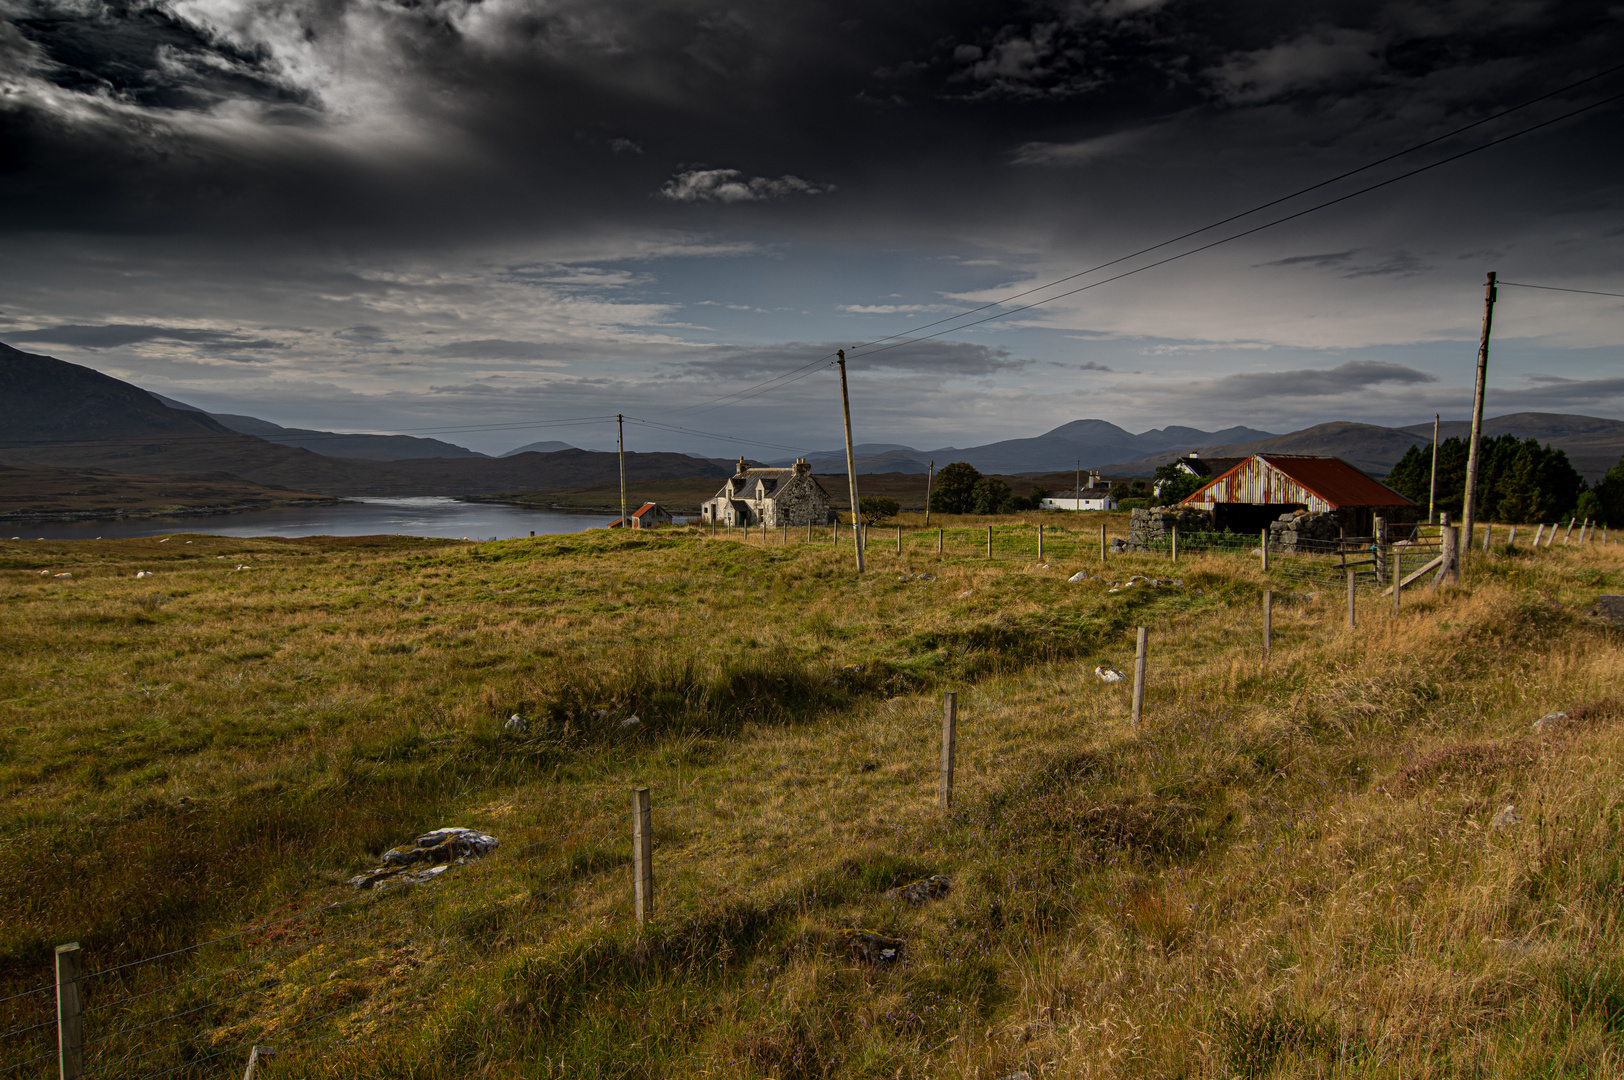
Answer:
[1564,517,1575,544]
[896,525,902,555]
[1547,523,1557,547]
[243,1047,276,1080]
[1038,524,1044,561]
[1439,525,1459,586]
[1261,528,1270,572]
[1373,516,1386,585]
[1171,524,1178,564]
[1262,590,1272,659]
[1346,568,1356,629]
[1533,524,1544,547]
[1392,549,1402,614]
[986,526,992,559]
[939,692,957,809]
[632,787,653,927]
[1100,523,1107,564]
[938,528,943,555]
[1508,526,1516,548]
[1131,627,1148,725]
[57,942,82,1080]
[1483,522,1492,550]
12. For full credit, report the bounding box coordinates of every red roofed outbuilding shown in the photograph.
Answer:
[1180,454,1417,535]
[608,502,675,529]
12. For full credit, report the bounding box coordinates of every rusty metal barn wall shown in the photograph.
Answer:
[1200,458,1332,511]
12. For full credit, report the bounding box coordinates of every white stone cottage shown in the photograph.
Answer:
[701,458,837,527]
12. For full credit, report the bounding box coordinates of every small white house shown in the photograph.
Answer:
[1041,489,1117,512]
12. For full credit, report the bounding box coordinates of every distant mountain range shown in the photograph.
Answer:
[502,440,577,457]
[0,343,733,496]
[778,420,1281,475]
[1097,415,1624,481]
[5,343,1622,507]
[151,394,491,460]
[779,415,1624,483]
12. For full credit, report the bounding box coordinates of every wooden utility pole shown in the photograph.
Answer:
[939,692,957,809]
[1459,272,1497,563]
[924,460,934,526]
[1075,459,1082,515]
[617,414,627,532]
[835,350,864,572]
[1428,413,1439,525]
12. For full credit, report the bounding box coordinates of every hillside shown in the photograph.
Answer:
[3,530,1622,1077]
[0,463,340,521]
[778,421,1278,475]
[1101,415,1624,480]
[153,395,489,461]
[0,345,733,498]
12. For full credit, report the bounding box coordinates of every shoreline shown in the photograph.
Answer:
[0,496,347,525]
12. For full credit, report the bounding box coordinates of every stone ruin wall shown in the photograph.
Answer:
[766,477,835,527]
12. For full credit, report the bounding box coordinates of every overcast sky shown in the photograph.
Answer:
[2,0,1622,456]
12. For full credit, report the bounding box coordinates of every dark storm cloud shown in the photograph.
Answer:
[7,0,315,114]
[3,0,1618,243]
[1163,360,1436,403]
[5,323,283,349]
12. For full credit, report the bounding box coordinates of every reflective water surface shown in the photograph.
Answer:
[13,497,610,541]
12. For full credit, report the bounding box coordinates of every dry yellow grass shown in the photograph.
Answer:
[1,527,1621,1078]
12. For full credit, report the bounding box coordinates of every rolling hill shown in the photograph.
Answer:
[0,344,733,497]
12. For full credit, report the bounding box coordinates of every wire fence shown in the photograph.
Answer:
[4,512,1610,1078]
[699,517,1492,594]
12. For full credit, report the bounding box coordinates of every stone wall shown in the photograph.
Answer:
[1127,506,1214,552]
[765,474,835,527]
[1267,510,1342,553]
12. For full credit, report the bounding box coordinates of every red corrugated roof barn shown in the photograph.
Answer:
[1180,454,1417,535]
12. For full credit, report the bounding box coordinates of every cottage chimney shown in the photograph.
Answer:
[736,456,747,475]
[794,457,810,475]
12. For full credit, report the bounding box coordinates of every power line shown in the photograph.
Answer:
[1499,281,1624,298]
[850,88,1624,359]
[666,60,1624,415]
[622,415,815,456]
[840,60,1624,353]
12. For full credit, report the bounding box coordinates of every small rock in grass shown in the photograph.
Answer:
[1068,570,1089,583]
[1531,711,1567,732]
[351,827,499,888]
[997,1073,1034,1080]
[503,714,528,734]
[1491,804,1522,830]
[844,930,904,964]
[53,572,71,578]
[958,589,974,599]
[1095,664,1127,684]
[620,715,641,728]
[887,875,951,904]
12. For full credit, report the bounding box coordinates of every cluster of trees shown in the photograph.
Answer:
[1384,434,1597,523]
[857,496,900,524]
[928,462,1046,515]
[1150,462,1205,505]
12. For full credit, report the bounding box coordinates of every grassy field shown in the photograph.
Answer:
[2,519,1622,1078]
